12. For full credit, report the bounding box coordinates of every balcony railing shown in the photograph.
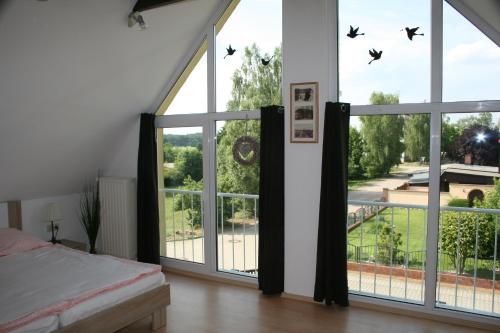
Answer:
[159,189,259,277]
[159,189,499,316]
[348,200,499,317]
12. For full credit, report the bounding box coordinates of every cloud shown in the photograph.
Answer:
[445,40,500,64]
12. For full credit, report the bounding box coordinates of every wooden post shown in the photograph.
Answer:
[7,201,22,230]
[152,307,167,330]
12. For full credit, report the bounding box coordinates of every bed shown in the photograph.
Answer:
[0,223,170,333]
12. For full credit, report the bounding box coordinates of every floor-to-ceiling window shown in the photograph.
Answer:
[341,0,500,319]
[156,0,281,280]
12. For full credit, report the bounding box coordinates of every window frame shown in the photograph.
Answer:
[346,0,500,324]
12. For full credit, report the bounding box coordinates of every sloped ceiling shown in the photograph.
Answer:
[0,0,220,201]
[447,0,500,46]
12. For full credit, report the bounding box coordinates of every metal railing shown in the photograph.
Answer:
[347,200,499,316]
[437,205,500,315]
[160,189,259,277]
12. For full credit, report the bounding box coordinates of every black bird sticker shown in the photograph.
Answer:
[261,56,274,66]
[224,45,236,59]
[347,25,365,38]
[368,48,382,64]
[403,27,424,40]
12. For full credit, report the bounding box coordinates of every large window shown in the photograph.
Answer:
[156,0,281,281]
[343,0,500,320]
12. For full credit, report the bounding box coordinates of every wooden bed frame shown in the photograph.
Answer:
[8,200,170,332]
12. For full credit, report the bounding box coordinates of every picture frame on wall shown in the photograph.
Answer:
[290,82,319,143]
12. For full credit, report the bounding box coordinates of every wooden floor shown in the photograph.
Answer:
[120,273,492,333]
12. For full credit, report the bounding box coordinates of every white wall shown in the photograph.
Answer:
[283,0,336,297]
[21,194,88,244]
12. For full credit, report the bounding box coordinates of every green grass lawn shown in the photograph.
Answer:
[348,207,427,252]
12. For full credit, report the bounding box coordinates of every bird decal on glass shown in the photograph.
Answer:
[347,25,365,38]
[403,27,424,40]
[224,45,236,59]
[368,48,382,64]
[261,56,274,66]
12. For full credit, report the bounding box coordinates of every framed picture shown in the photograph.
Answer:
[290,82,319,143]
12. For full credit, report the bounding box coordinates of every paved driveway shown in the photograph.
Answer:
[348,164,428,212]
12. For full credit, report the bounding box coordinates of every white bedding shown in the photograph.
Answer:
[59,269,164,326]
[0,245,163,333]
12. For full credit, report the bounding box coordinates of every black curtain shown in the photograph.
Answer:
[314,102,350,306]
[258,105,285,295]
[137,113,160,265]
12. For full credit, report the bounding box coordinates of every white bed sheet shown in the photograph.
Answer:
[0,245,162,333]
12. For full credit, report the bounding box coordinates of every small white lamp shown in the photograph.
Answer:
[46,203,62,244]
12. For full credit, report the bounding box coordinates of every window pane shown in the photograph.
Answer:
[215,0,282,112]
[160,127,204,263]
[216,119,260,277]
[339,0,430,104]
[443,3,500,102]
[347,113,430,303]
[166,51,207,115]
[437,112,500,316]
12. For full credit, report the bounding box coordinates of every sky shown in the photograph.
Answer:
[164,0,500,136]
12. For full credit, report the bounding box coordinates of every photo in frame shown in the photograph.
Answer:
[290,82,319,143]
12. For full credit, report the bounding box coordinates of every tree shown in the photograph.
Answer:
[455,112,494,131]
[360,92,403,178]
[448,124,498,166]
[216,44,282,196]
[163,143,176,163]
[441,116,460,160]
[440,211,495,274]
[348,126,365,179]
[480,178,500,209]
[226,44,282,112]
[369,91,399,105]
[403,114,430,162]
[175,147,203,183]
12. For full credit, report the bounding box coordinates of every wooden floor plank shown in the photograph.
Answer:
[120,273,493,333]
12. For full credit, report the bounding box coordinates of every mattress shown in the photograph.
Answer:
[0,245,163,333]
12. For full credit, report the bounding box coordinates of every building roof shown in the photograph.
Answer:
[408,164,500,185]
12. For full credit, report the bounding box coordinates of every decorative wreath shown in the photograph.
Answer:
[232,136,260,166]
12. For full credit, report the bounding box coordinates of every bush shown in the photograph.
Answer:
[376,224,403,265]
[440,211,495,274]
[447,198,470,208]
[173,176,203,228]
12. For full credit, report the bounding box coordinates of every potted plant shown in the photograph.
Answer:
[79,180,100,254]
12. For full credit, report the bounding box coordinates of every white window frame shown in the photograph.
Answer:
[155,0,262,285]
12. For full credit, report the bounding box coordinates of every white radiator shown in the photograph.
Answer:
[99,177,137,259]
